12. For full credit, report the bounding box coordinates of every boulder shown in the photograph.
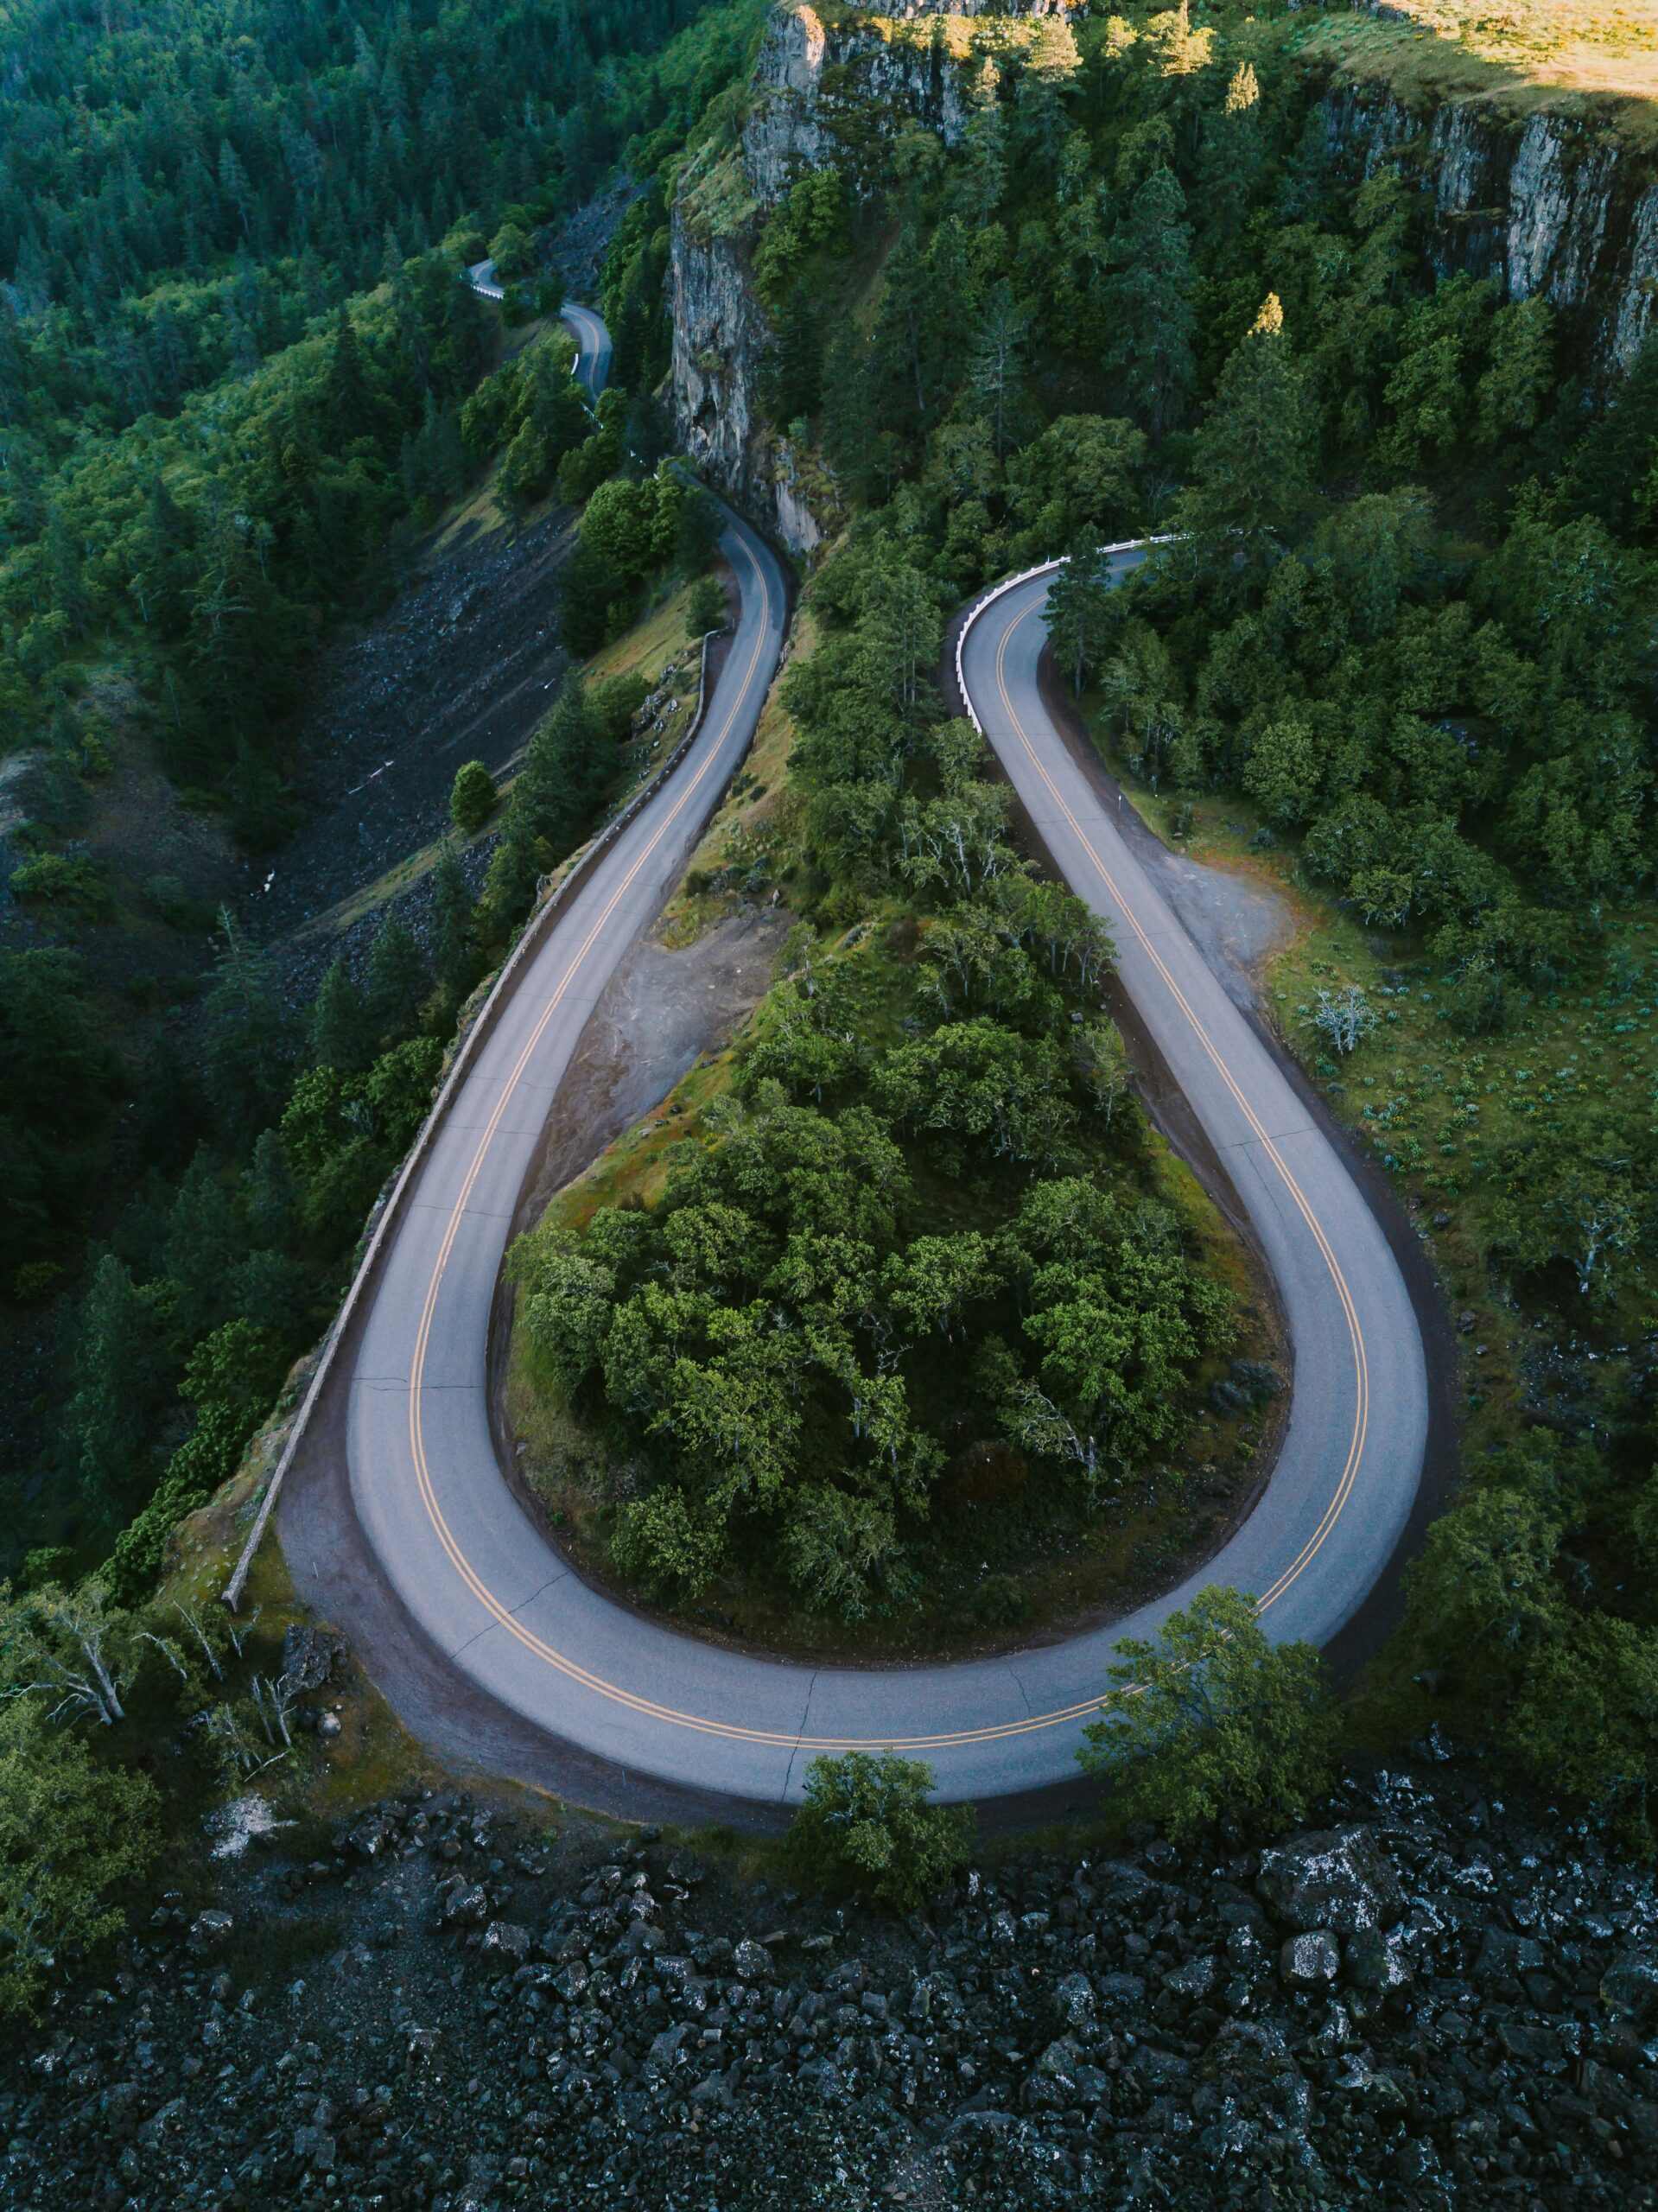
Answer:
[733,1937,773,1981]
[187,1910,233,1955]
[280,1623,348,1693]
[1474,1927,1548,1986]
[480,1922,530,1964]
[1164,1953,1218,2000]
[1344,1927,1413,1993]
[441,1883,489,1928]
[1257,1827,1402,1935]
[1096,1971,1147,2009]
[1052,1971,1095,2026]
[1280,1931,1342,1986]
[1602,1952,1658,2021]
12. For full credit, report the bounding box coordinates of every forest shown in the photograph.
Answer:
[509,543,1255,1638]
[5,0,1658,2048]
[0,0,768,1589]
[520,0,1658,1820]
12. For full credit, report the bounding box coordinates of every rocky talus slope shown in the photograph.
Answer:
[6,1762,1658,2211]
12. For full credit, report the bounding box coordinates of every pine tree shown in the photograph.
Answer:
[311,959,368,1070]
[1106,167,1195,441]
[203,910,290,1141]
[431,843,478,996]
[58,1255,171,1522]
[241,1128,299,1250]
[364,916,431,1046]
[162,1145,247,1340]
[1045,538,1121,694]
[765,280,823,427]
[1171,294,1318,601]
[321,301,375,444]
[971,278,1028,461]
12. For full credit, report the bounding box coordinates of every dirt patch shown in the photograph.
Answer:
[508,901,792,1241]
[1034,642,1297,1006]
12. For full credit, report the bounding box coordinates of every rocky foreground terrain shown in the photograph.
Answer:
[5,1756,1658,2212]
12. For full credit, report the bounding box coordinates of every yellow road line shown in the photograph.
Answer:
[393,566,1369,1755]
[989,595,1368,1615]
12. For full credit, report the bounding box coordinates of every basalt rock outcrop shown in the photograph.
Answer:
[672,5,1658,563]
[1318,80,1658,373]
[672,0,1038,552]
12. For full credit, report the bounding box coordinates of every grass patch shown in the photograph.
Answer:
[1288,5,1658,145]
[659,607,810,948]
[1079,701,1658,1639]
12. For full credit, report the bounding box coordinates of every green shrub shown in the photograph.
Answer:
[0,1700,161,2023]
[11,851,115,923]
[449,759,499,836]
[785,1751,974,1911]
[1077,1586,1338,1843]
[689,575,727,636]
[488,220,534,282]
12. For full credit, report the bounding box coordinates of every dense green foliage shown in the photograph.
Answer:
[512,530,1232,1624]
[2,0,767,1609]
[711,0,1658,1821]
[0,0,739,450]
[449,759,499,837]
[0,1568,347,2019]
[785,1751,975,1911]
[0,1694,161,2024]
[0,0,765,1294]
[1077,1586,1339,1841]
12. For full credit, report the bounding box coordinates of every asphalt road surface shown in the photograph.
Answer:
[467,260,611,397]
[290,310,1427,1808]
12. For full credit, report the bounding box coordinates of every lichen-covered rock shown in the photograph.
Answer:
[1280,1929,1342,1986]
[1319,80,1658,382]
[479,1921,530,1963]
[280,1622,347,1693]
[1602,1951,1658,2020]
[1257,1826,1403,1936]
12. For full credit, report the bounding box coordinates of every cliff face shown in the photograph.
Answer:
[671,10,1658,556]
[670,0,999,552]
[1321,83,1658,371]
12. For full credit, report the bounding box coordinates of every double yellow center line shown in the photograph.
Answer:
[394,566,1368,1755]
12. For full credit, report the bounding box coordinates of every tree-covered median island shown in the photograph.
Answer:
[506,537,1278,1653]
[682,0,1658,1823]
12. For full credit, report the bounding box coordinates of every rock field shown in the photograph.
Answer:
[6,1757,1658,2211]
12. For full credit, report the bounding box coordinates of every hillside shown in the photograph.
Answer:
[5,6,1658,2203]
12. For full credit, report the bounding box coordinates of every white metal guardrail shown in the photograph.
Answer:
[222,625,722,1608]
[952,537,1176,736]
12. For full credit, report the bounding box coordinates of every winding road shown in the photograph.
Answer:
[273,305,1429,1812]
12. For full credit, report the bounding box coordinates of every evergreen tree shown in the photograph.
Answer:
[1106,166,1195,441]
[162,1146,247,1340]
[321,300,376,444]
[311,958,368,1070]
[240,1128,299,1250]
[1170,295,1318,601]
[431,843,479,997]
[364,916,430,1046]
[765,281,823,426]
[449,759,498,836]
[203,911,290,1141]
[1045,538,1121,694]
[58,1255,173,1522]
[970,277,1028,462]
